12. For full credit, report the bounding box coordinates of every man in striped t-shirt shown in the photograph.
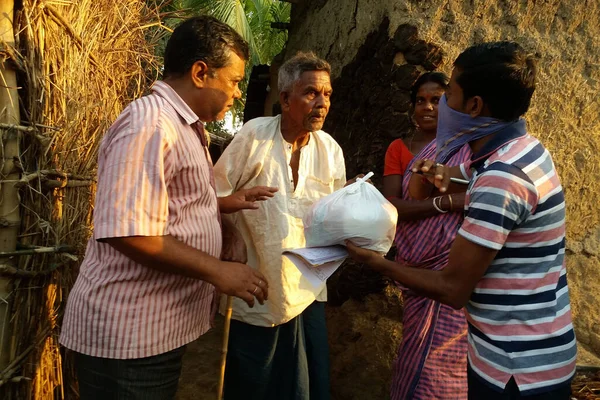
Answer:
[347,42,575,399]
[60,17,276,399]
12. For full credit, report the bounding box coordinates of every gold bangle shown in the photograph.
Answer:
[448,194,453,212]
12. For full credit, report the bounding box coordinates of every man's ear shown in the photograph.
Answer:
[190,61,210,89]
[466,95,485,118]
[279,91,291,112]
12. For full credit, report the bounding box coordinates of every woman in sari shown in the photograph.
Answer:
[382,72,471,399]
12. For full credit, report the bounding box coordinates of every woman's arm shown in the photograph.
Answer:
[383,174,439,221]
[384,179,464,222]
[383,154,464,222]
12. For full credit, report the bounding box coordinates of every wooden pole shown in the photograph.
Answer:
[0,0,21,370]
[217,296,234,400]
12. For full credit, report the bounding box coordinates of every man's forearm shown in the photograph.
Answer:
[103,235,222,284]
[220,214,247,263]
[371,257,464,309]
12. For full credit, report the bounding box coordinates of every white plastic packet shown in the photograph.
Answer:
[303,172,398,253]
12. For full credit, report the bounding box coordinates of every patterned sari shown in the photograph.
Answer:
[390,141,471,400]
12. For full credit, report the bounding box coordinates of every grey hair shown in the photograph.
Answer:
[277,51,331,93]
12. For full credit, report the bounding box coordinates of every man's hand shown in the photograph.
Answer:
[213,261,269,308]
[103,235,269,308]
[219,186,278,214]
[221,214,247,263]
[411,159,451,193]
[345,240,383,266]
[344,174,372,187]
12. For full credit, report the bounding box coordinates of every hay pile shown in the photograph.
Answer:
[0,1,166,398]
[572,369,600,400]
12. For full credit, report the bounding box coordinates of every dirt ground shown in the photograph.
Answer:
[177,289,600,400]
[177,315,224,400]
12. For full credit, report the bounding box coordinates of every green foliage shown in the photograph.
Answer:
[206,119,233,139]
[178,0,290,65]
[155,0,290,126]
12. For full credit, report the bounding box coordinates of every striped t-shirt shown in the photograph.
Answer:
[458,126,576,395]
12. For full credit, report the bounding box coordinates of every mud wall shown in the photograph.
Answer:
[284,0,600,397]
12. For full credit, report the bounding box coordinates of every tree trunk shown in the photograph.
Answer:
[0,0,21,370]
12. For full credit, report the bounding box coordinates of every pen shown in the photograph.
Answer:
[415,171,470,186]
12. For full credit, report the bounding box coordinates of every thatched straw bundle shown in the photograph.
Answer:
[0,0,166,398]
[572,369,600,399]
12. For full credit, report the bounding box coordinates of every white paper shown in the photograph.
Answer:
[284,253,345,289]
[283,245,348,266]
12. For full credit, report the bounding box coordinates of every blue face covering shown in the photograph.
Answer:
[435,94,523,163]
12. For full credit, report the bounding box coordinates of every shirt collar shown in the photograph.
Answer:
[152,80,200,126]
[277,115,314,149]
[470,119,527,169]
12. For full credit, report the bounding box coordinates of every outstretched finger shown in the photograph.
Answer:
[412,159,433,173]
[239,201,258,210]
[422,159,437,173]
[253,186,278,196]
[256,190,277,198]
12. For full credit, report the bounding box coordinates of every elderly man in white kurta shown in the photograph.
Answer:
[214,52,349,400]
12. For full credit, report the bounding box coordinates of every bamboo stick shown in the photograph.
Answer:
[44,180,94,189]
[0,0,20,371]
[0,123,52,144]
[0,123,36,132]
[0,263,62,278]
[0,326,51,387]
[0,244,74,257]
[217,296,234,400]
[10,169,95,189]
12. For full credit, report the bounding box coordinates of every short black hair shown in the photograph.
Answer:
[410,72,449,106]
[163,16,250,79]
[454,41,537,121]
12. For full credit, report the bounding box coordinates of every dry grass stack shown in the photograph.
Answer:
[0,0,165,398]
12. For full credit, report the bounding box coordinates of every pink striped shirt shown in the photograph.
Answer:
[60,81,222,359]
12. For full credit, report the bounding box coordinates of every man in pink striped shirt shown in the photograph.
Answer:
[60,16,275,400]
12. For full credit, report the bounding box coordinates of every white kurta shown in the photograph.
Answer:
[214,115,346,327]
